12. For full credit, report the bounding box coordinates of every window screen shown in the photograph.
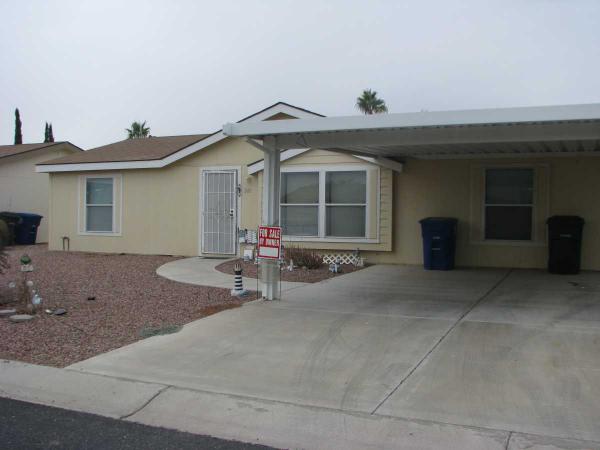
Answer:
[485,168,533,240]
[281,172,319,236]
[86,178,114,232]
[325,171,366,237]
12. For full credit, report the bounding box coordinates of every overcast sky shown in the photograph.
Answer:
[1,0,599,149]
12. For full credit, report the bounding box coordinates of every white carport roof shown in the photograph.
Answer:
[223,103,600,159]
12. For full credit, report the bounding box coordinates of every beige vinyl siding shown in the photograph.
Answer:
[48,144,391,255]
[49,138,264,255]
[373,156,600,271]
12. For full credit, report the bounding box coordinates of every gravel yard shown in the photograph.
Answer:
[0,245,250,367]
[215,258,365,283]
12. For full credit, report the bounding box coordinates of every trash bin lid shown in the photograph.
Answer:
[419,217,458,224]
[546,215,584,226]
[15,212,43,219]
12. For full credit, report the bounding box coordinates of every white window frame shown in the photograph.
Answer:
[79,174,122,236]
[280,165,378,243]
[483,167,535,243]
[280,171,320,238]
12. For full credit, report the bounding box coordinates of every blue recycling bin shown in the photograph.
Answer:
[419,217,458,270]
[14,213,43,245]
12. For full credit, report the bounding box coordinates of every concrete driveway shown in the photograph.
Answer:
[69,265,600,446]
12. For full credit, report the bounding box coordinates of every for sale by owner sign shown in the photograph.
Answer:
[257,226,282,259]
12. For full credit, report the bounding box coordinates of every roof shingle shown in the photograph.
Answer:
[38,134,212,165]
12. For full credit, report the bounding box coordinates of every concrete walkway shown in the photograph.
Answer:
[0,360,534,450]
[156,257,307,293]
[3,265,600,449]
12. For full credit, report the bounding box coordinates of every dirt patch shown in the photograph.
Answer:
[215,258,365,283]
[0,245,252,367]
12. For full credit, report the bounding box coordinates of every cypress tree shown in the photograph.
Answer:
[14,108,22,145]
[44,122,49,143]
[48,123,54,142]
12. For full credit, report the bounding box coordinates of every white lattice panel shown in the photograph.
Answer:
[322,253,360,265]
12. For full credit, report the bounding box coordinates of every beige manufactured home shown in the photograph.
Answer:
[37,103,393,258]
[38,102,600,271]
[0,141,82,242]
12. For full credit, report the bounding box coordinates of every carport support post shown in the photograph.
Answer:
[261,136,281,300]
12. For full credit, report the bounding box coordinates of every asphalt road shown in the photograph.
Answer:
[0,397,275,450]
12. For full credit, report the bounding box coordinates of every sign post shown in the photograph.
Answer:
[257,226,282,300]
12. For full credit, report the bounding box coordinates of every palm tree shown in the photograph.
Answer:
[356,89,388,115]
[126,121,151,139]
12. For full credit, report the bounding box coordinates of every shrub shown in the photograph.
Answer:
[285,246,323,270]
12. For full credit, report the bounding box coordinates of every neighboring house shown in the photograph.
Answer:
[37,101,600,271]
[0,142,82,243]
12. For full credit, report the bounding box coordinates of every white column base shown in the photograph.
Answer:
[260,259,281,301]
[230,289,250,297]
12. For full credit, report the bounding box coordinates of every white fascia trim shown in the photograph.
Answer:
[354,156,404,173]
[223,103,600,138]
[253,103,322,120]
[247,148,310,174]
[248,150,403,174]
[38,159,163,173]
[36,103,323,173]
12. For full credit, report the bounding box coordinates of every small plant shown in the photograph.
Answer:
[14,279,36,314]
[285,246,323,270]
[0,248,8,275]
[0,220,9,274]
[6,253,42,314]
[139,324,182,339]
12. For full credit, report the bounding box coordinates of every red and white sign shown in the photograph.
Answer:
[257,226,282,259]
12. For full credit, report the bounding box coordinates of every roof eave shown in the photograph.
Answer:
[37,102,324,173]
[0,141,83,162]
[223,103,600,140]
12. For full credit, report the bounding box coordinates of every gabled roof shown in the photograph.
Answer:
[37,102,322,173]
[40,134,211,165]
[0,142,82,161]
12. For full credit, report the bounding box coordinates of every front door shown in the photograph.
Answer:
[201,169,237,255]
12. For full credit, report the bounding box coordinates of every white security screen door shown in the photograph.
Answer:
[201,170,237,254]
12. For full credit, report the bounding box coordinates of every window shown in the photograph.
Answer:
[85,177,114,233]
[484,168,533,241]
[281,169,368,239]
[325,171,366,237]
[281,172,319,236]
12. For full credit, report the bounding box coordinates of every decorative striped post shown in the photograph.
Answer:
[231,263,249,297]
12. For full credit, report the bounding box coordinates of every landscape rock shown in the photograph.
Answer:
[9,314,34,323]
[0,309,17,317]
[53,308,67,316]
